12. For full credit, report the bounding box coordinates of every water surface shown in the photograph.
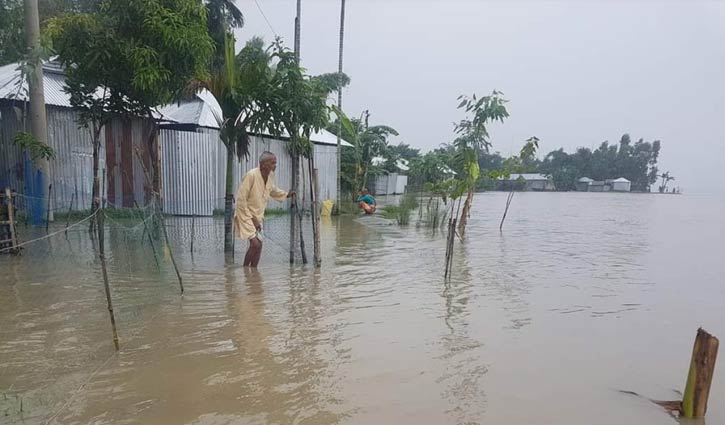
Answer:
[1,192,723,424]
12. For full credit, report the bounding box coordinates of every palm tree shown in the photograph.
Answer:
[206,0,244,38]
[658,171,675,193]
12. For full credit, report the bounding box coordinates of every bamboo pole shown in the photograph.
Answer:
[101,168,106,208]
[295,197,308,265]
[190,214,195,254]
[5,188,19,253]
[500,190,514,231]
[134,201,160,271]
[97,208,120,350]
[682,328,719,418]
[65,193,75,235]
[159,212,184,294]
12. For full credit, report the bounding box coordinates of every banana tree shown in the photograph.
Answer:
[331,106,398,195]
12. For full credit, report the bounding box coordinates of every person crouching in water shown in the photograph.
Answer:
[356,188,377,214]
[234,151,295,267]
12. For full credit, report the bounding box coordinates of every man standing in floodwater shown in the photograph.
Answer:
[234,151,295,267]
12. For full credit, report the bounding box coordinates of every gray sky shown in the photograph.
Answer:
[236,0,725,194]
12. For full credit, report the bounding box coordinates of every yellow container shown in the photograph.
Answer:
[321,199,334,217]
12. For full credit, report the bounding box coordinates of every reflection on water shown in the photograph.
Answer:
[1,192,724,424]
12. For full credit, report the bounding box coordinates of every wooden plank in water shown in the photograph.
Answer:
[682,328,719,418]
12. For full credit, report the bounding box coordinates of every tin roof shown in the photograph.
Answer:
[0,60,74,107]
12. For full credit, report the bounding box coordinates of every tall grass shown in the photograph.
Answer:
[382,193,419,225]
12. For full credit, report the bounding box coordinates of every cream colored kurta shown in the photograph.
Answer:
[234,168,288,240]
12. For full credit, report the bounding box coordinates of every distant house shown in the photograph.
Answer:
[589,180,605,192]
[369,157,409,195]
[500,173,555,191]
[587,178,631,193]
[609,177,631,192]
[576,177,594,192]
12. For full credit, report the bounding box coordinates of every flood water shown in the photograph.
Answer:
[1,192,723,425]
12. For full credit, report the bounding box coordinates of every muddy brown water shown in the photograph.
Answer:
[1,192,723,424]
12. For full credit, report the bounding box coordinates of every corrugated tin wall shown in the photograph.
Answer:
[2,102,340,218]
[209,133,339,214]
[160,128,218,216]
[0,103,24,194]
[104,116,153,208]
[214,134,293,212]
[46,106,105,211]
[0,103,106,212]
[0,102,153,213]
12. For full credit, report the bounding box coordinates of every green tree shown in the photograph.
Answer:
[539,148,577,191]
[47,0,213,226]
[0,0,100,66]
[330,108,398,196]
[452,90,509,237]
[538,134,661,192]
[0,0,25,65]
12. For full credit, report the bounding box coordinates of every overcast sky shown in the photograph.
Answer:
[236,0,725,194]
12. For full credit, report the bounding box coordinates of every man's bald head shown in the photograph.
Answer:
[259,151,276,165]
[259,151,277,175]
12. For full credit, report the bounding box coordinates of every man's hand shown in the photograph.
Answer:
[287,191,296,198]
[251,217,262,232]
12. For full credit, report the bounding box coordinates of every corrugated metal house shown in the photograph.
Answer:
[609,177,631,192]
[499,173,556,191]
[368,157,409,195]
[2,60,349,217]
[0,60,155,213]
[576,177,594,192]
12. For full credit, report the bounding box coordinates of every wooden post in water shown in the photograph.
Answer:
[682,328,719,418]
[3,188,19,254]
[97,208,120,350]
[45,183,52,232]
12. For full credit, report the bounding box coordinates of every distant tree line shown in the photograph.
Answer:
[393,133,661,193]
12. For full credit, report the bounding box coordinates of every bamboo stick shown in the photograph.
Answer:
[190,214,195,254]
[45,184,52,232]
[97,208,120,350]
[159,212,184,294]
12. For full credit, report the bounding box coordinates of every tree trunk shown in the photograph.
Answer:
[290,153,299,264]
[310,157,321,267]
[457,188,474,238]
[223,143,235,253]
[25,0,51,225]
[682,328,719,418]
